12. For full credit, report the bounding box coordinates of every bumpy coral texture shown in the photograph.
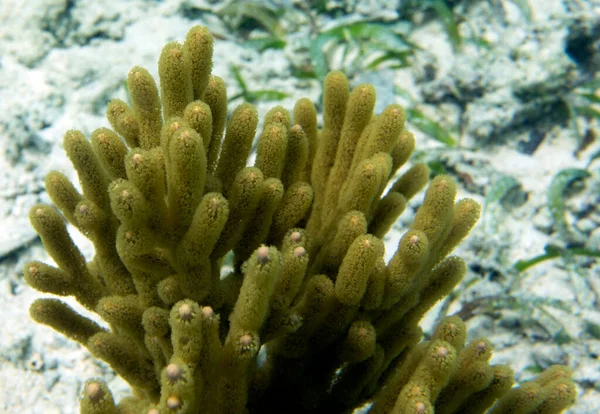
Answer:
[25,26,575,414]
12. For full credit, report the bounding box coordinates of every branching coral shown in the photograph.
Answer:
[24,26,576,414]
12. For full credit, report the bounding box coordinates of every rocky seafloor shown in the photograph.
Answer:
[0,0,599,412]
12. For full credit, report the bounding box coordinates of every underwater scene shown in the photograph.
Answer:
[0,0,599,413]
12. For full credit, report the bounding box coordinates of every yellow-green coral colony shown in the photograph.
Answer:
[25,25,576,414]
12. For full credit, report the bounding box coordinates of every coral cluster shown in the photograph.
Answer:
[24,26,576,414]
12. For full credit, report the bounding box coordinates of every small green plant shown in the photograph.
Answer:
[306,21,419,81]
[547,167,591,244]
[514,244,600,273]
[395,86,458,147]
[229,65,289,103]
[428,0,462,49]
[183,0,291,52]
[424,0,533,51]
[216,1,285,38]
[564,77,600,149]
[456,292,574,343]
[243,36,286,52]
